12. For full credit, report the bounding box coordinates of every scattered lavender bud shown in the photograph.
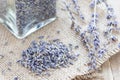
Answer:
[74,25,81,34]
[110,36,118,42]
[63,1,75,21]
[38,36,44,39]
[89,1,95,8]
[113,21,118,27]
[107,21,113,26]
[80,31,86,39]
[14,77,19,80]
[71,0,85,20]
[7,68,11,71]
[71,21,75,29]
[68,43,73,51]
[74,45,79,49]
[92,13,98,18]
[0,55,4,59]
[7,62,12,67]
[57,30,60,34]
[104,31,109,36]
[118,43,120,48]
[52,39,60,42]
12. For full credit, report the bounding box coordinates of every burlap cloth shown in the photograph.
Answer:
[0,0,120,80]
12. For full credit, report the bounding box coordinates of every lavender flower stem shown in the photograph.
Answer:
[71,0,85,20]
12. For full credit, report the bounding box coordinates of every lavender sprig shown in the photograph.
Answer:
[101,1,119,43]
[63,1,75,22]
[87,0,100,70]
[71,0,85,20]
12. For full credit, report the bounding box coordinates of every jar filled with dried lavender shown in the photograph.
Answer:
[0,0,56,39]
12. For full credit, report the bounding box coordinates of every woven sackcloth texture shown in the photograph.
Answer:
[0,0,120,80]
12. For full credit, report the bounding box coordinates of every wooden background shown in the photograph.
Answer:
[101,52,120,80]
[72,52,120,80]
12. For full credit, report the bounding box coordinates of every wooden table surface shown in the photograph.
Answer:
[72,52,120,80]
[100,52,120,80]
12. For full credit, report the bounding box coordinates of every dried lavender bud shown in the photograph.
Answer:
[98,48,107,58]
[92,13,98,18]
[74,45,79,49]
[80,31,86,39]
[112,21,118,27]
[107,21,113,26]
[0,55,4,59]
[74,25,81,34]
[87,24,97,33]
[14,77,19,80]
[71,0,85,20]
[57,30,60,34]
[63,1,75,21]
[68,43,73,51]
[89,0,103,8]
[118,43,120,48]
[110,36,118,42]
[89,0,95,8]
[88,50,96,70]
[38,36,44,39]
[52,39,60,42]
[93,38,100,50]
[18,40,77,74]
[7,68,11,71]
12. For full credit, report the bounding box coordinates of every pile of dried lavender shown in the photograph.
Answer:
[18,40,77,74]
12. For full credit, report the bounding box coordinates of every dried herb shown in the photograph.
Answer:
[18,40,78,74]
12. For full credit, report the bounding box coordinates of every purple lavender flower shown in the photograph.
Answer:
[98,48,107,58]
[63,1,75,21]
[110,36,118,42]
[87,24,97,33]
[14,77,19,80]
[88,50,97,70]
[93,38,100,50]
[118,43,120,49]
[71,0,85,20]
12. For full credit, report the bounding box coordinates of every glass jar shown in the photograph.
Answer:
[0,0,56,39]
